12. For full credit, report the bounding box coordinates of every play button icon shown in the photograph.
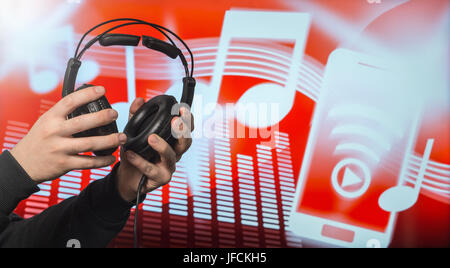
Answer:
[331,158,372,198]
[342,168,363,188]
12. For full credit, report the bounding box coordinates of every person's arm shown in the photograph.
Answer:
[0,151,40,232]
[0,91,193,248]
[0,159,135,248]
[0,85,127,247]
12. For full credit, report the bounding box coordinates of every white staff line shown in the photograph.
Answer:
[406,172,450,188]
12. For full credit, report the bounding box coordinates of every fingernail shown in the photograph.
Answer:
[119,133,127,144]
[95,86,105,94]
[171,117,179,127]
[149,134,158,144]
[109,109,118,119]
[127,151,135,160]
[174,118,184,131]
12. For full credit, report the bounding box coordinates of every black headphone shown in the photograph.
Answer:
[62,18,196,163]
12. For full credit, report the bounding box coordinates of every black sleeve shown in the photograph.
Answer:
[0,150,137,248]
[0,151,40,232]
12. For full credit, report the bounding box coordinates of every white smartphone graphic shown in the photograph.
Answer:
[288,49,422,248]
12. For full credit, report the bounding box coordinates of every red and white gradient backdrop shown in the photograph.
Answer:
[0,0,448,247]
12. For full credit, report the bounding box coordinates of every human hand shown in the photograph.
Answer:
[116,97,194,202]
[10,86,127,183]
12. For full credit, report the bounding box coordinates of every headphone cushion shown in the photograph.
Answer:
[123,95,178,162]
[68,84,119,156]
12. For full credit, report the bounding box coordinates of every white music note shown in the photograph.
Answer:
[28,23,101,94]
[28,64,60,94]
[378,138,435,212]
[210,10,311,128]
[28,25,74,94]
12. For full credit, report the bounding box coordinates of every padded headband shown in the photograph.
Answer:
[62,19,195,107]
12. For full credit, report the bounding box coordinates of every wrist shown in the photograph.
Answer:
[10,147,39,183]
[116,163,139,202]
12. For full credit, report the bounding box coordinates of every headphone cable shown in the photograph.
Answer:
[134,174,147,248]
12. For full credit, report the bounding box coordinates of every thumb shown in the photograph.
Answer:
[128,97,146,120]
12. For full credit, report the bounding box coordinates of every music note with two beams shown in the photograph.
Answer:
[170,10,310,193]
[378,138,435,212]
[209,10,311,128]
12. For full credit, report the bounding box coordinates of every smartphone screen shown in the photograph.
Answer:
[289,49,422,247]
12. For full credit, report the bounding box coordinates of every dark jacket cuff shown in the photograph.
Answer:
[0,151,40,216]
[83,162,145,223]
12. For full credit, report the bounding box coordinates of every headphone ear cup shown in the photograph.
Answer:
[123,95,178,162]
[68,84,119,156]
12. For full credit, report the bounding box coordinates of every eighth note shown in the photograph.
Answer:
[210,10,311,128]
[378,138,434,212]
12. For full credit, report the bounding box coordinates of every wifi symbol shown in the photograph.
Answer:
[329,104,403,165]
[327,104,404,198]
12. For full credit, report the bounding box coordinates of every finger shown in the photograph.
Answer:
[148,134,177,172]
[125,150,159,178]
[170,107,193,138]
[61,108,118,136]
[68,154,116,170]
[147,166,173,190]
[66,133,127,154]
[51,86,106,117]
[171,116,192,138]
[171,117,192,160]
[128,97,145,120]
[179,107,194,131]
